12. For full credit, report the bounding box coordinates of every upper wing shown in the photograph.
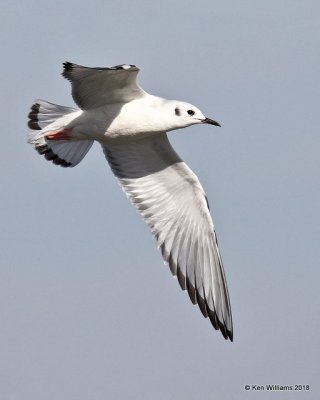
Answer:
[102,133,233,340]
[62,62,146,110]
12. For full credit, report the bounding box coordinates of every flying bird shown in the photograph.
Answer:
[28,62,233,341]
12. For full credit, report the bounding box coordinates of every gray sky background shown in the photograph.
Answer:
[1,1,319,399]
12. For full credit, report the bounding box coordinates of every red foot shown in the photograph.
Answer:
[46,129,71,141]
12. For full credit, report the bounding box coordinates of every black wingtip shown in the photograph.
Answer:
[219,322,233,341]
[186,277,197,304]
[225,327,233,342]
[206,302,233,341]
[28,103,41,130]
[36,144,72,168]
[221,323,233,342]
[196,291,208,318]
[63,61,73,69]
[62,61,74,79]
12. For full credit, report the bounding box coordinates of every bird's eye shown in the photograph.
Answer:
[187,109,195,116]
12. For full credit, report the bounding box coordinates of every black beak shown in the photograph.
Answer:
[202,117,221,127]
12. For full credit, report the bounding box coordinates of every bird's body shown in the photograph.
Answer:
[57,97,198,142]
[28,62,233,341]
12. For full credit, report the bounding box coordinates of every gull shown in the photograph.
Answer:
[27,62,233,341]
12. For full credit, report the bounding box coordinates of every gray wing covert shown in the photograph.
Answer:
[62,62,146,109]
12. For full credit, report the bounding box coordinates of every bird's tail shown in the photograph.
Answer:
[27,100,93,168]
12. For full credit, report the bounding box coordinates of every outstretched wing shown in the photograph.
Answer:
[62,62,146,110]
[102,133,233,341]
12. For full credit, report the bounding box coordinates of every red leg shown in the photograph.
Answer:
[46,129,71,141]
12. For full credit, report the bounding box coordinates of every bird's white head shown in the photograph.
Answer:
[167,101,221,131]
[116,98,220,136]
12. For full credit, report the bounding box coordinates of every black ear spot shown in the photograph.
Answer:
[175,107,181,116]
